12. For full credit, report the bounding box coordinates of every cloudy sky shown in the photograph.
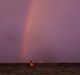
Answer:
[0,0,80,63]
[0,0,31,63]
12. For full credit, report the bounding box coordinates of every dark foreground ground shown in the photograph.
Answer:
[0,63,80,75]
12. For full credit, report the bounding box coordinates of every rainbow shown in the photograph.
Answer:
[20,0,34,62]
[20,0,54,62]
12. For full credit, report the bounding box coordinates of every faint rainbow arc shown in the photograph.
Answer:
[20,1,34,61]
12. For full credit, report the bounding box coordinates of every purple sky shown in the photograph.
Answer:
[0,0,80,63]
[23,0,80,63]
[0,0,31,63]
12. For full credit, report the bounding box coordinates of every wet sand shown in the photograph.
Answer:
[0,63,80,75]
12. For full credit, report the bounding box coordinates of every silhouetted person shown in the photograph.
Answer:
[30,61,34,67]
